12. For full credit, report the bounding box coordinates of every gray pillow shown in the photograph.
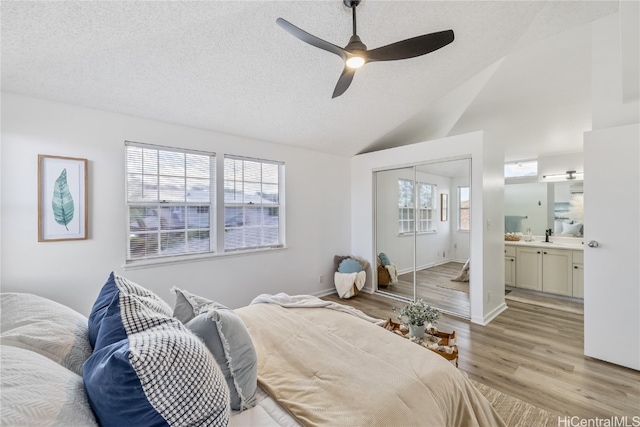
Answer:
[172,287,227,324]
[172,288,258,411]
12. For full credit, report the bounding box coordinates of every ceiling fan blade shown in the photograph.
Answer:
[366,30,454,62]
[332,66,356,98]
[276,18,346,60]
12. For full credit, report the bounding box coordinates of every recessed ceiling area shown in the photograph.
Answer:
[1,1,618,160]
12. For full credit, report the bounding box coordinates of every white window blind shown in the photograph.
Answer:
[125,142,214,260]
[224,156,283,251]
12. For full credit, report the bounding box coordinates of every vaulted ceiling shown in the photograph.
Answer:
[1,1,618,159]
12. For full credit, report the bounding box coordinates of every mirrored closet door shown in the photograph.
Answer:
[374,158,471,319]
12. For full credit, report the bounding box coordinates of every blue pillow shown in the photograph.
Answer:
[83,278,231,426]
[87,272,173,351]
[338,258,363,274]
[83,323,230,427]
[379,252,391,266]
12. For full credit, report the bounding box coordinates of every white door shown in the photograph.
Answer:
[583,123,639,370]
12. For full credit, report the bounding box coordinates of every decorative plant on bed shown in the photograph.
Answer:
[395,299,440,339]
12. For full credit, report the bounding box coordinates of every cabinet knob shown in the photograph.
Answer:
[537,251,541,254]
[543,251,547,254]
[574,265,578,269]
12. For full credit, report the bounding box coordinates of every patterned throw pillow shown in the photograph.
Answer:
[83,274,230,426]
[173,288,258,411]
[88,272,173,350]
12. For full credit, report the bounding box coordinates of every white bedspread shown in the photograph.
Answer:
[250,292,384,325]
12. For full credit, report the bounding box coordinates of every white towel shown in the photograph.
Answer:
[333,271,366,299]
[385,264,399,283]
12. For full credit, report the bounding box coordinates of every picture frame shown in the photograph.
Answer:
[38,155,88,241]
[440,193,449,222]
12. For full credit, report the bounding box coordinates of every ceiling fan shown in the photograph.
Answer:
[276,0,454,98]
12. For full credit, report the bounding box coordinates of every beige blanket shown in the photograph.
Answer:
[236,304,505,427]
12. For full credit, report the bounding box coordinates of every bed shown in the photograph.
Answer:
[0,272,505,427]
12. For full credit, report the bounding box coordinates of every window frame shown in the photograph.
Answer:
[223,155,284,253]
[458,186,470,232]
[398,179,437,235]
[124,141,286,268]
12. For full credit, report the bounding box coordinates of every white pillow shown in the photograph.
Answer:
[0,293,93,376]
[1,345,98,426]
[561,222,583,236]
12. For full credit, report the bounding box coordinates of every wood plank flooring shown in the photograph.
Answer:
[322,291,640,420]
[382,262,470,318]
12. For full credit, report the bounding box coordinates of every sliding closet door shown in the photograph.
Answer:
[413,160,471,318]
[374,167,416,300]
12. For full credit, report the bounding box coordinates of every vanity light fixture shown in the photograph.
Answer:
[542,170,584,181]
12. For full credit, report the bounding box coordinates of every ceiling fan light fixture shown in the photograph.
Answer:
[346,56,365,68]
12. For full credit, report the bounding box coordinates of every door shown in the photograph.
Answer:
[541,249,572,296]
[515,247,542,291]
[584,124,639,370]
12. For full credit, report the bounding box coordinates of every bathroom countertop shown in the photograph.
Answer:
[505,239,584,251]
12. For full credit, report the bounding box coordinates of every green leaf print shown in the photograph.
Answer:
[52,168,74,231]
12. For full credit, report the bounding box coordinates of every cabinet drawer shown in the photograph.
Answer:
[573,250,584,264]
[505,246,516,257]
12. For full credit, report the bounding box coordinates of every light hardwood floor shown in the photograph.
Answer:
[382,262,470,318]
[322,291,640,419]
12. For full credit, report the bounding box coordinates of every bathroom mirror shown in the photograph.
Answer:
[504,180,584,237]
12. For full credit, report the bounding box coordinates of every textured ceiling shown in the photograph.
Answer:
[1,1,618,158]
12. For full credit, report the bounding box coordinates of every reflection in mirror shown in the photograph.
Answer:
[374,159,471,319]
[504,180,584,238]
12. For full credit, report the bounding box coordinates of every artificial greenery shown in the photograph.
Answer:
[395,299,440,326]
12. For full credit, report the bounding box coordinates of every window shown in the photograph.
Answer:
[398,179,436,234]
[125,142,285,263]
[126,142,214,260]
[417,182,436,232]
[398,179,414,233]
[224,156,282,251]
[505,160,537,178]
[458,186,470,231]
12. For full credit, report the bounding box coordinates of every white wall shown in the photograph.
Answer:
[351,131,506,325]
[0,93,352,315]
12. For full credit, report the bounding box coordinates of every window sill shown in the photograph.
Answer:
[398,231,437,237]
[123,246,287,270]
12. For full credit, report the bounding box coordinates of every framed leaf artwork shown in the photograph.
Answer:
[38,155,88,241]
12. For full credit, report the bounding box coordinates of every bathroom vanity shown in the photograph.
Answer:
[505,238,584,298]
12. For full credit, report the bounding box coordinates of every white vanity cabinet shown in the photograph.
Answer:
[540,248,573,296]
[509,242,583,297]
[515,247,542,291]
[572,251,584,298]
[505,246,516,286]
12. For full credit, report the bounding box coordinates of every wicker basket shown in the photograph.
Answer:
[378,265,391,287]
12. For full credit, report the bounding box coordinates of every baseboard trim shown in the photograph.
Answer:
[471,302,508,326]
